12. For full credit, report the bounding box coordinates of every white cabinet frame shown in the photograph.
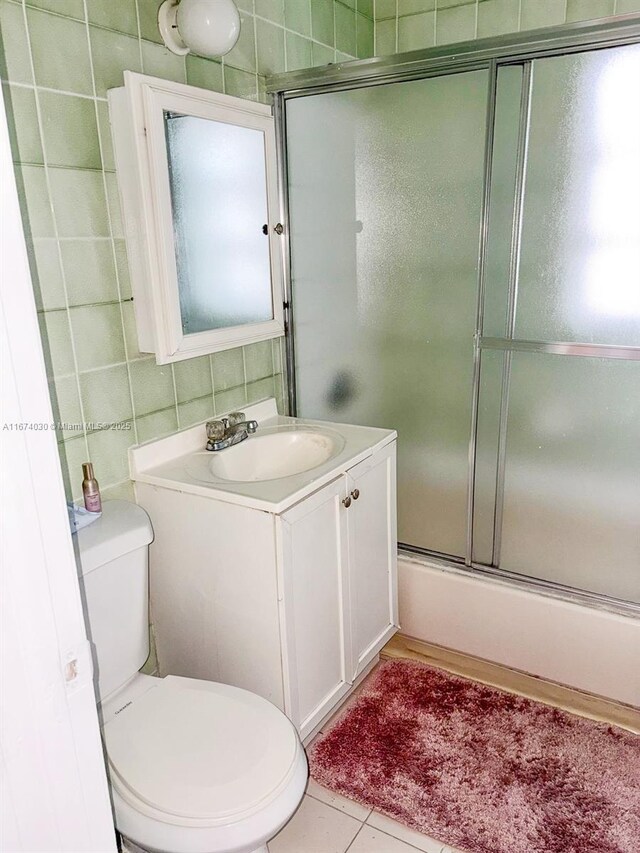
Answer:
[109,72,284,364]
[346,444,398,682]
[277,476,353,736]
[276,442,398,740]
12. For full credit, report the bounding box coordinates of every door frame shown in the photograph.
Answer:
[0,86,117,851]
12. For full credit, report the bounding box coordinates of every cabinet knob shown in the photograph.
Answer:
[342,496,352,508]
[274,223,284,235]
[351,489,360,500]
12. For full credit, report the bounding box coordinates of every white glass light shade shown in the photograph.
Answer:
[159,0,241,58]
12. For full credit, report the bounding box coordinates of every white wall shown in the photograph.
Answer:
[0,85,116,853]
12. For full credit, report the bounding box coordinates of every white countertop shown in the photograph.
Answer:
[129,398,396,514]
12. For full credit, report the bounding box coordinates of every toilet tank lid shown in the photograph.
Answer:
[76,500,153,576]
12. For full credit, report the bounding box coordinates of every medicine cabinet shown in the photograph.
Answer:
[108,72,284,364]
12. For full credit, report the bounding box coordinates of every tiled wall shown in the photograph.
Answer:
[3,0,636,504]
[375,0,640,53]
[0,0,374,503]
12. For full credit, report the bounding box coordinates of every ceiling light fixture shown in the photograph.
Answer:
[158,0,241,59]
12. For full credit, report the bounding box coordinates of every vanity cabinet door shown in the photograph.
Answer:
[346,442,398,681]
[279,477,352,739]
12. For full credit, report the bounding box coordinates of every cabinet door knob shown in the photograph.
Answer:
[342,496,352,508]
[351,488,360,500]
[274,223,284,235]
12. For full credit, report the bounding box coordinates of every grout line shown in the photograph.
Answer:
[307,0,313,45]
[209,354,217,415]
[21,0,85,24]
[304,787,373,823]
[221,52,228,95]
[251,0,260,99]
[234,12,347,54]
[75,358,130,376]
[283,3,290,71]
[170,363,180,427]
[363,815,448,853]
[134,0,144,72]
[100,476,134,493]
[373,0,377,54]
[241,345,248,393]
[31,162,114,175]
[29,235,114,242]
[20,0,91,466]
[80,0,140,448]
[395,0,399,53]
[38,297,133,314]
[3,80,107,102]
[344,821,367,852]
[302,790,370,829]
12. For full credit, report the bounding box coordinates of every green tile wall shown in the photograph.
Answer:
[1,0,373,503]
[375,0,640,51]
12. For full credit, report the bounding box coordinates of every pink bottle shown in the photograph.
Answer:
[82,462,102,513]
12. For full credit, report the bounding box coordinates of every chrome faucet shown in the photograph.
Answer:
[205,412,258,451]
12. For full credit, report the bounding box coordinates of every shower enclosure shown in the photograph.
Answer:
[268,19,640,613]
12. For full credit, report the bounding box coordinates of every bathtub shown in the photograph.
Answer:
[398,554,640,708]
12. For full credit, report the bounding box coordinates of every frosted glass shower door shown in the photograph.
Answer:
[286,71,489,557]
[476,45,640,603]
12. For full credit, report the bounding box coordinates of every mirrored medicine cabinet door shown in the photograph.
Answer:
[109,72,284,364]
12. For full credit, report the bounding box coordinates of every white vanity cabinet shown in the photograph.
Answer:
[132,410,397,742]
[279,442,397,737]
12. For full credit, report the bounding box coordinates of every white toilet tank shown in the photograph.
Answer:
[76,500,154,703]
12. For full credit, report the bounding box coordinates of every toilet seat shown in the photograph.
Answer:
[103,675,301,828]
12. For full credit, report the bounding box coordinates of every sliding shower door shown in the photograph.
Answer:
[475,45,640,603]
[283,39,640,606]
[286,71,489,558]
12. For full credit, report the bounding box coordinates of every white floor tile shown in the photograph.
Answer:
[306,778,372,821]
[347,825,434,852]
[268,794,362,853]
[366,811,446,853]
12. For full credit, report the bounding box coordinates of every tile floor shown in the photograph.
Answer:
[268,777,462,853]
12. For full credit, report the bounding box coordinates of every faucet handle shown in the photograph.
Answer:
[226,411,246,428]
[205,420,225,441]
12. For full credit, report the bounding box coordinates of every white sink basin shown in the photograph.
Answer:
[187,426,345,483]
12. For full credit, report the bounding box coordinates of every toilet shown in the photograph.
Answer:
[76,500,307,853]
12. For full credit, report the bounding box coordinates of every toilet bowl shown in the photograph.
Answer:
[102,674,307,853]
[76,500,307,853]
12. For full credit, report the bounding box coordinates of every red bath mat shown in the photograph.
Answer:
[309,659,640,853]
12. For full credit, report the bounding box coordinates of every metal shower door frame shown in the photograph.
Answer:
[268,16,640,617]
